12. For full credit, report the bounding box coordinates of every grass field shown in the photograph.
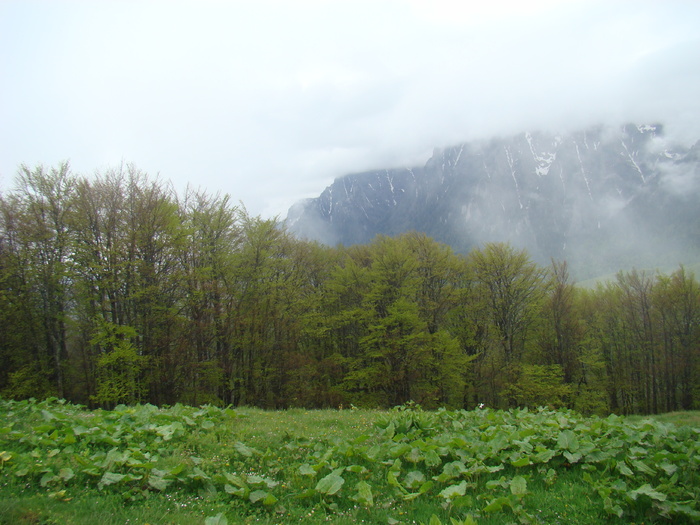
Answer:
[1,399,698,524]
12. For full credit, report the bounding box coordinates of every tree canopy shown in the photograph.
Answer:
[1,163,698,414]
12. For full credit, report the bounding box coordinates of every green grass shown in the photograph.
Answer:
[626,410,700,428]
[1,399,699,525]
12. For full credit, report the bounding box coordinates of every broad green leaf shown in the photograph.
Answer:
[387,470,401,488]
[404,470,425,489]
[315,472,345,495]
[384,422,395,439]
[58,468,74,481]
[198,481,218,499]
[390,443,412,458]
[48,490,70,501]
[419,480,434,494]
[534,448,555,463]
[631,459,655,476]
[245,475,263,486]
[148,476,170,491]
[511,456,531,468]
[97,434,121,447]
[204,513,228,525]
[190,467,210,480]
[261,492,278,505]
[41,409,57,421]
[249,489,271,503]
[234,441,259,457]
[543,468,557,486]
[168,463,185,477]
[488,432,509,453]
[99,471,125,486]
[658,462,677,476]
[40,472,57,487]
[486,478,508,490]
[604,497,624,517]
[224,472,247,487]
[223,482,244,495]
[616,462,633,477]
[435,460,466,482]
[156,422,184,441]
[201,420,215,430]
[126,459,154,470]
[629,484,667,502]
[483,496,511,513]
[424,449,441,467]
[405,447,423,463]
[298,463,317,476]
[563,451,582,464]
[557,430,579,452]
[439,480,467,500]
[629,446,647,457]
[510,475,527,496]
[354,481,374,506]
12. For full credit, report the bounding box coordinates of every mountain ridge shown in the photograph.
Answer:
[287,124,700,279]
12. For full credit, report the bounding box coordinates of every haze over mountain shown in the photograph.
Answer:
[287,123,700,279]
[2,2,699,219]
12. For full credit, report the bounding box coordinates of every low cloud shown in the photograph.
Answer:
[1,1,699,218]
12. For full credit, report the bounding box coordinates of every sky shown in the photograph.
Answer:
[1,0,699,219]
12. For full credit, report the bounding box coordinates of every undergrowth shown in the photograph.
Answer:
[1,398,698,524]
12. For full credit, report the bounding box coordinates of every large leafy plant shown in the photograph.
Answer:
[1,398,698,523]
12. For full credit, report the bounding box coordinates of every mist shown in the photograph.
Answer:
[1,1,699,219]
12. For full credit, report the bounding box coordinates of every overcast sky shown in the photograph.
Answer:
[1,0,699,218]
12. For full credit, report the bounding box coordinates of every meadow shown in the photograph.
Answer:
[1,398,698,525]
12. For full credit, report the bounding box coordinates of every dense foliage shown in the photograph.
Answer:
[1,399,698,524]
[1,163,699,413]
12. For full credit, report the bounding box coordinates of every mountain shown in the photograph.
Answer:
[286,124,700,279]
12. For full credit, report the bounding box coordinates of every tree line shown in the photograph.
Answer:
[1,163,698,414]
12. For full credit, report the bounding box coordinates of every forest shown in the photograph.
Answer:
[0,162,698,415]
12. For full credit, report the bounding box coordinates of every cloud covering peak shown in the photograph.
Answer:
[1,0,699,218]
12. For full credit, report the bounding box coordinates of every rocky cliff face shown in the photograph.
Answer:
[287,124,700,278]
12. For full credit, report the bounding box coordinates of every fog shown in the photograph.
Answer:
[1,0,699,218]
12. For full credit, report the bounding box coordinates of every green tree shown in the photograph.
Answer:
[616,269,658,413]
[321,234,471,408]
[505,364,572,408]
[653,266,700,410]
[10,163,75,398]
[174,188,241,405]
[301,247,372,407]
[571,288,609,415]
[540,260,582,382]
[469,243,549,363]
[91,320,147,407]
[467,243,549,407]
[0,192,54,398]
[123,170,182,404]
[69,168,132,403]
